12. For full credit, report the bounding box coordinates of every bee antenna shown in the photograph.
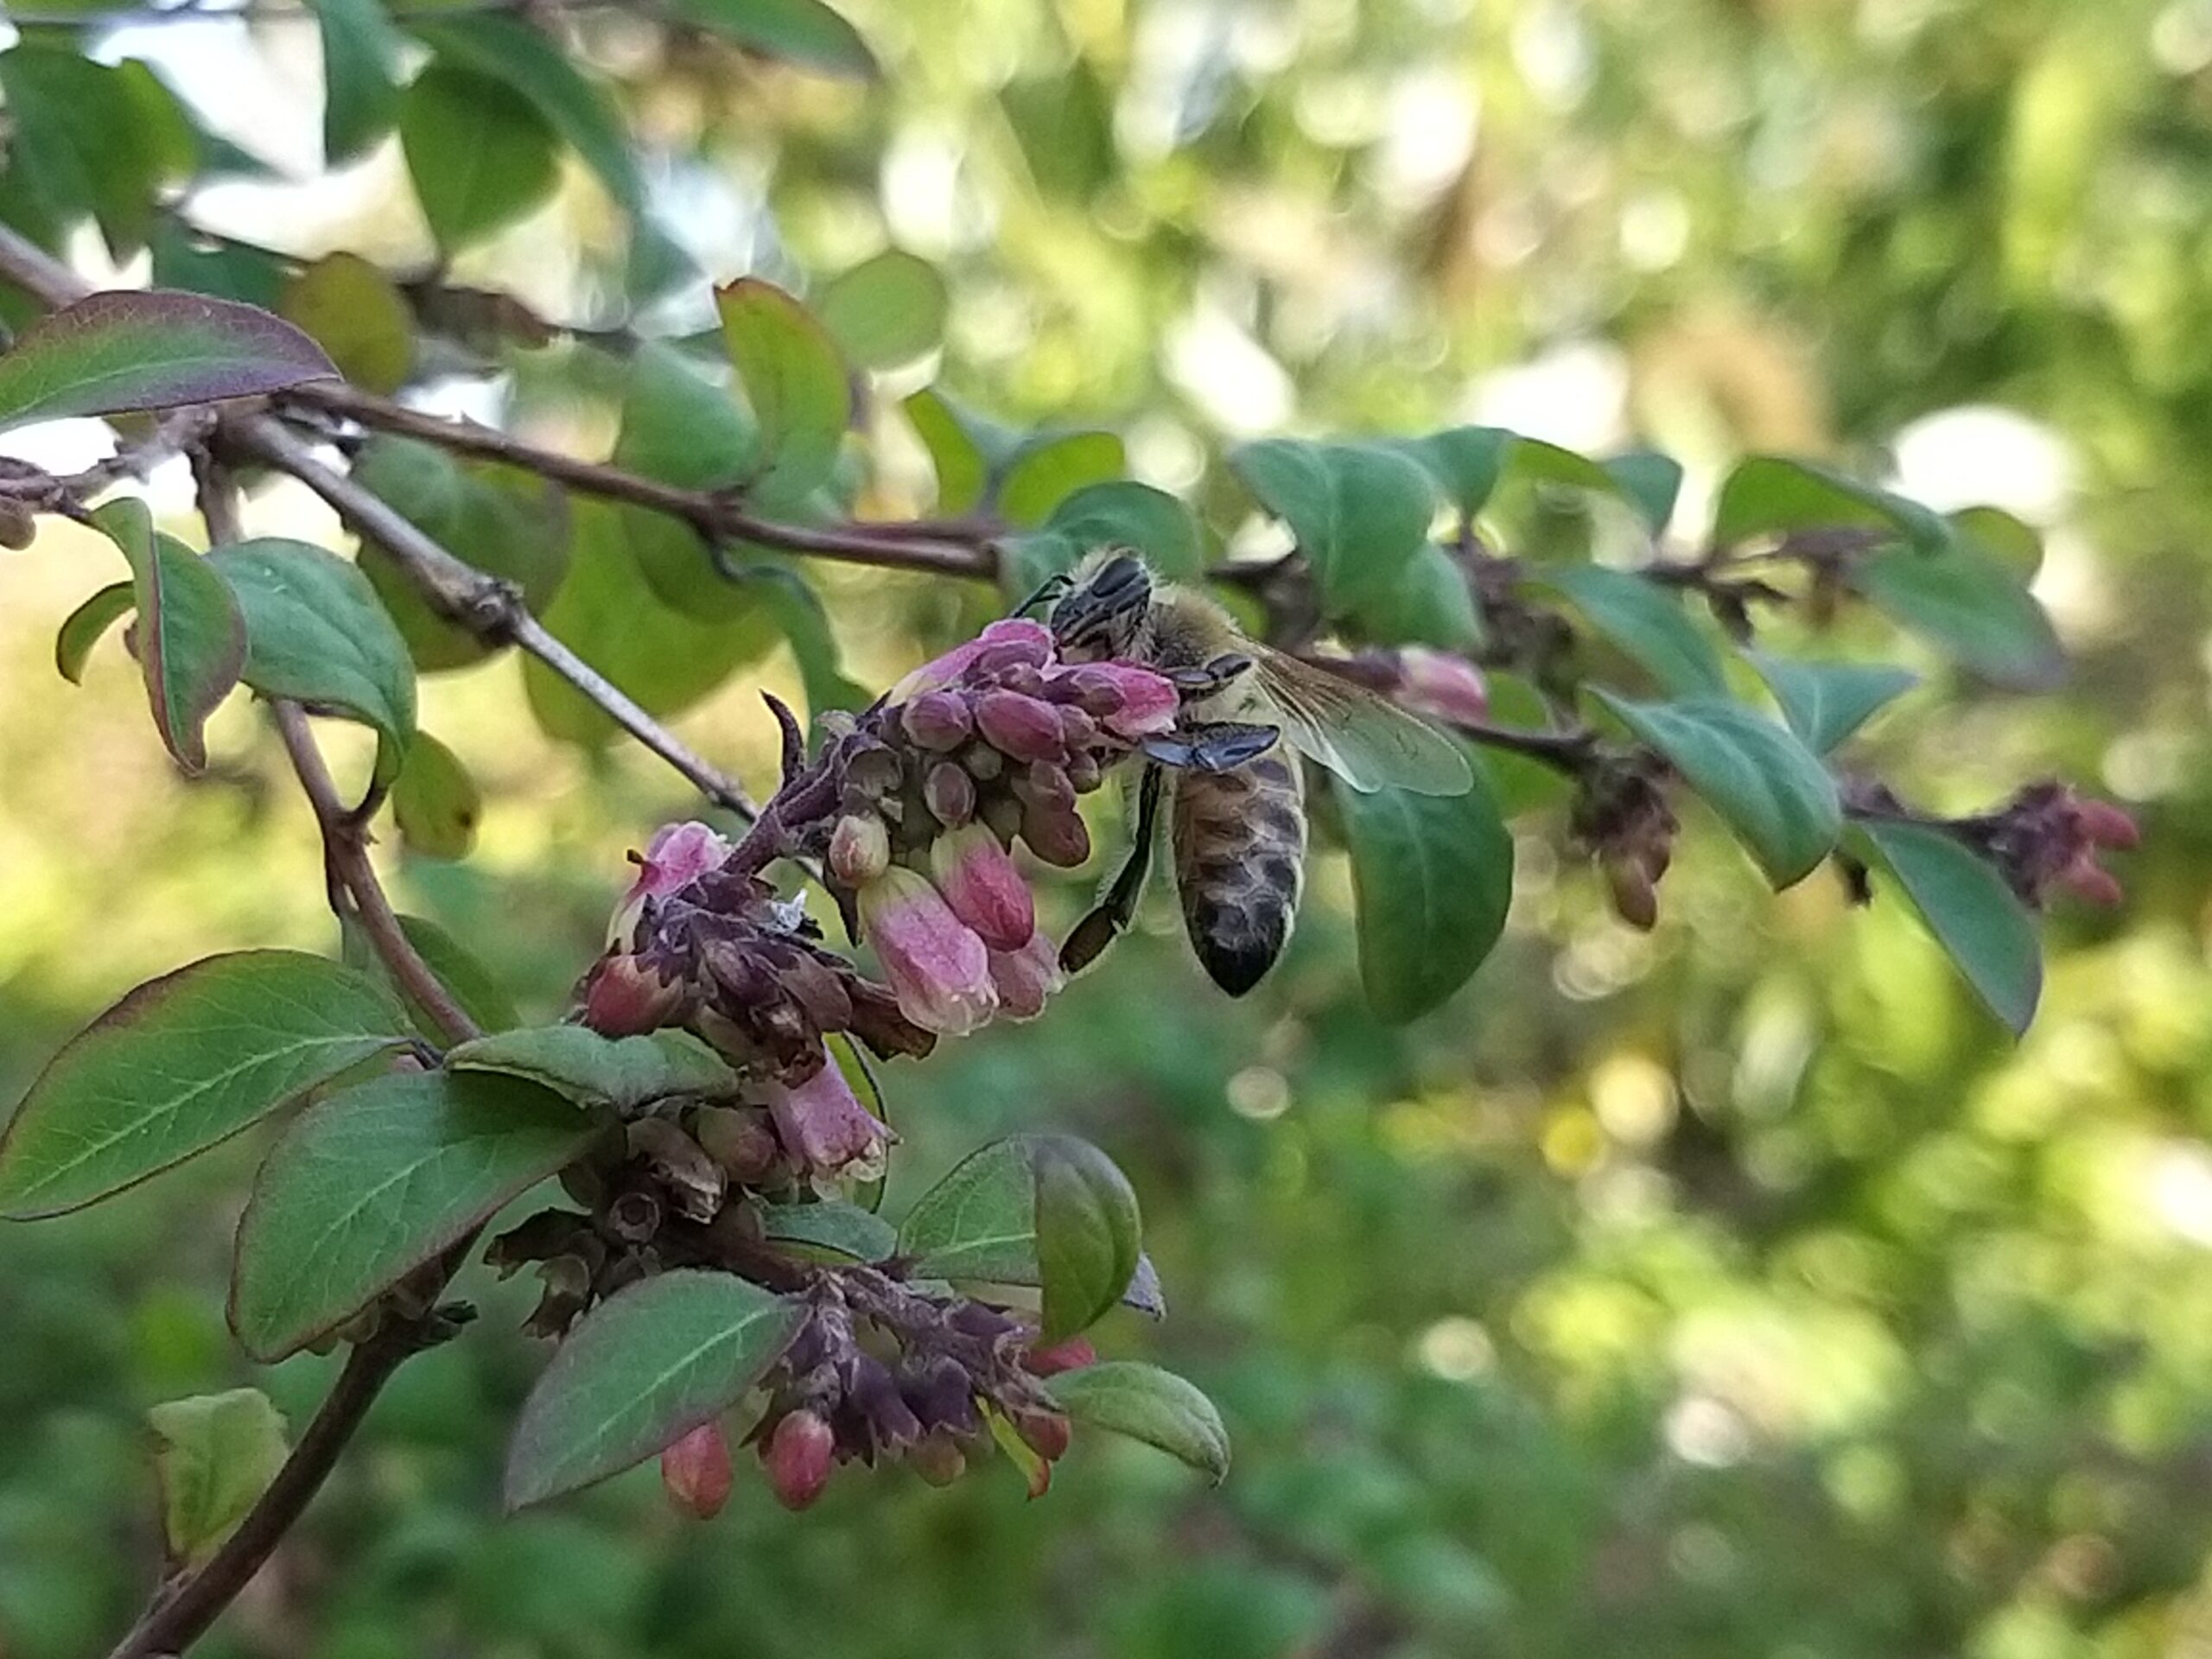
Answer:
[1010,571,1071,619]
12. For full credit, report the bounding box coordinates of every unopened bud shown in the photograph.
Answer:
[1020,798,1092,868]
[975,690,1069,764]
[929,822,1036,951]
[923,761,976,828]
[662,1421,733,1520]
[581,953,686,1036]
[0,498,35,550]
[695,1105,781,1184]
[828,812,892,885]
[901,690,973,751]
[1606,861,1657,931]
[909,1433,967,1487]
[1021,1336,1096,1377]
[764,1409,836,1511]
[1011,1407,1071,1465]
[2075,798,2140,849]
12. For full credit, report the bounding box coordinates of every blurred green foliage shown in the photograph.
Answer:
[6,0,2212,1656]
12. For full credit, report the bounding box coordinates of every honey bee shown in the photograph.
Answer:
[1031,550,1472,995]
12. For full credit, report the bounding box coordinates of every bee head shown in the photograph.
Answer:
[1044,549,1152,662]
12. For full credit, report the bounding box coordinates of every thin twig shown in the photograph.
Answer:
[291,382,999,582]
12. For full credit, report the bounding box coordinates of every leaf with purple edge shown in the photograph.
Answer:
[0,289,335,429]
[54,580,134,683]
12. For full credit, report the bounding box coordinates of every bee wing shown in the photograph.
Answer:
[1249,648,1473,796]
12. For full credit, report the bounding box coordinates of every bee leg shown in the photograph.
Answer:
[1059,762,1165,975]
[1166,652,1255,704]
[1141,721,1279,773]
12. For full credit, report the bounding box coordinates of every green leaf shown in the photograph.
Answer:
[343,912,522,1036]
[398,64,561,252]
[1048,1362,1230,1484]
[504,1269,807,1510]
[54,580,133,683]
[390,730,480,859]
[1230,439,1436,616]
[207,538,417,760]
[1858,817,2042,1036]
[1953,503,2043,581]
[0,950,410,1218]
[0,47,169,258]
[353,435,570,670]
[231,1069,594,1360]
[1745,651,1917,754]
[447,1027,739,1115]
[90,498,245,773]
[609,344,757,620]
[1593,691,1842,887]
[816,249,947,369]
[652,0,878,77]
[1847,538,2066,691]
[760,1198,899,1262]
[1337,745,1513,1022]
[412,16,644,212]
[998,430,1127,527]
[0,289,335,430]
[1351,542,1483,652]
[1604,450,1684,535]
[308,0,405,164]
[280,251,413,395]
[1529,563,1727,697]
[149,223,287,310]
[1046,480,1204,577]
[1033,1135,1143,1342]
[524,499,779,747]
[902,387,1017,516]
[146,1389,290,1569]
[899,1133,1141,1340]
[715,278,851,512]
[1395,426,1513,515]
[1712,454,1951,556]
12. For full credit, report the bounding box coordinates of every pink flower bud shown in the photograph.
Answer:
[1020,798,1092,868]
[828,813,891,886]
[764,1409,836,1511]
[889,620,1055,702]
[988,930,1064,1021]
[1058,706,1099,749]
[923,761,976,827]
[662,1421,733,1520]
[858,865,999,1034]
[909,1433,967,1487]
[975,617,1055,661]
[580,953,686,1035]
[1080,664,1179,738]
[607,820,731,946]
[929,823,1036,951]
[766,1045,893,1178]
[2060,859,2126,907]
[1396,646,1489,727]
[900,690,974,750]
[975,690,1069,764]
[2075,797,2140,850]
[695,1105,781,1183]
[1012,761,1076,811]
[1021,1336,1096,1377]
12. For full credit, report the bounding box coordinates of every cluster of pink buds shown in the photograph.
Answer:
[1571,753,1680,930]
[1969,782,2139,909]
[810,617,1180,1035]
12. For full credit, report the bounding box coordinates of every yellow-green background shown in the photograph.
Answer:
[6,0,2212,1655]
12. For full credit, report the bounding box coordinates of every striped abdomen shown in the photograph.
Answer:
[1171,749,1306,995]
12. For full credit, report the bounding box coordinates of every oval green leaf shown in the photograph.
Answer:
[390,730,480,860]
[760,1198,899,1262]
[504,1269,807,1510]
[1048,1361,1230,1484]
[998,429,1127,527]
[0,289,336,430]
[816,249,948,369]
[1712,454,1952,556]
[1531,563,1727,697]
[280,251,413,395]
[207,537,417,758]
[446,1026,740,1116]
[1858,817,2042,1036]
[231,1069,596,1360]
[0,950,411,1218]
[1337,743,1514,1022]
[1231,438,1435,617]
[92,497,246,772]
[399,64,561,252]
[1593,691,1842,887]
[715,277,851,512]
[1846,538,2066,691]
[654,0,878,78]
[308,0,404,164]
[1745,651,1917,754]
